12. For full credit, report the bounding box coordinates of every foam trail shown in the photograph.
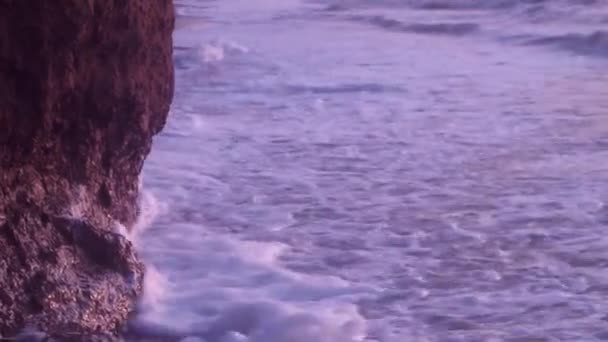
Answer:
[129,215,374,341]
[197,40,249,63]
[126,180,373,341]
[200,43,225,63]
[130,188,164,242]
[524,30,608,57]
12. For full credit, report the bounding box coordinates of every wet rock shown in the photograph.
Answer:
[0,0,174,338]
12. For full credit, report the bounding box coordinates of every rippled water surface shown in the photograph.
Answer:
[131,1,608,341]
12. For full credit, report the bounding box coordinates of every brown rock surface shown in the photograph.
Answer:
[0,0,174,338]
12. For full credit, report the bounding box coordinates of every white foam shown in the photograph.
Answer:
[199,43,225,63]
[138,265,170,313]
[223,41,250,54]
[189,114,206,131]
[131,213,373,341]
[113,221,129,238]
[131,188,164,239]
[128,184,372,341]
[197,40,249,64]
[219,332,247,342]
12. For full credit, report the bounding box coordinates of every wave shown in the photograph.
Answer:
[284,83,405,95]
[174,40,250,70]
[407,0,599,10]
[320,0,527,12]
[405,22,479,35]
[323,0,600,11]
[129,234,372,341]
[405,0,514,10]
[524,30,608,57]
[350,15,479,36]
[322,0,605,27]
[126,189,375,342]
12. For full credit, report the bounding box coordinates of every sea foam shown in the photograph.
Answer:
[129,191,373,341]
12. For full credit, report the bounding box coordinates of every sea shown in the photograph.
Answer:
[127,0,608,341]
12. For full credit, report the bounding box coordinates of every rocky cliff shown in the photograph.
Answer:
[0,0,174,338]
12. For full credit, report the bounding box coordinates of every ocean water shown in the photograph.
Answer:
[129,1,608,341]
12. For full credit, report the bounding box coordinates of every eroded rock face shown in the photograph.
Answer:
[0,0,174,337]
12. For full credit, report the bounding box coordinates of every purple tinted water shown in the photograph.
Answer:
[131,1,608,341]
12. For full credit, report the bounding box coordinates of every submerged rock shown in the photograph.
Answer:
[0,0,174,338]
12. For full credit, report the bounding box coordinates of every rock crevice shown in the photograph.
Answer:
[0,0,174,337]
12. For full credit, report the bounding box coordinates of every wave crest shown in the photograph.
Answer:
[350,15,480,36]
[525,30,608,57]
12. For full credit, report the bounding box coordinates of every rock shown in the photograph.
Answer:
[0,0,174,338]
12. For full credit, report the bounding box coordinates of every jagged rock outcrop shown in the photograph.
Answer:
[0,0,174,338]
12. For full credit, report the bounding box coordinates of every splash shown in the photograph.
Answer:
[129,214,374,341]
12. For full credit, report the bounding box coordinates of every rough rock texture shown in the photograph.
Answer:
[0,0,174,338]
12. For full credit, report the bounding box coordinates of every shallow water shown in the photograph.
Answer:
[130,1,608,341]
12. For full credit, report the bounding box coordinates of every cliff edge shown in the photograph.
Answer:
[0,0,174,337]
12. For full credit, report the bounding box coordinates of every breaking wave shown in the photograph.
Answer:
[349,15,480,36]
[524,30,608,57]
[127,192,374,342]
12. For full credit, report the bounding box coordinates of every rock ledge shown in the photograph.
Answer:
[0,0,174,338]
